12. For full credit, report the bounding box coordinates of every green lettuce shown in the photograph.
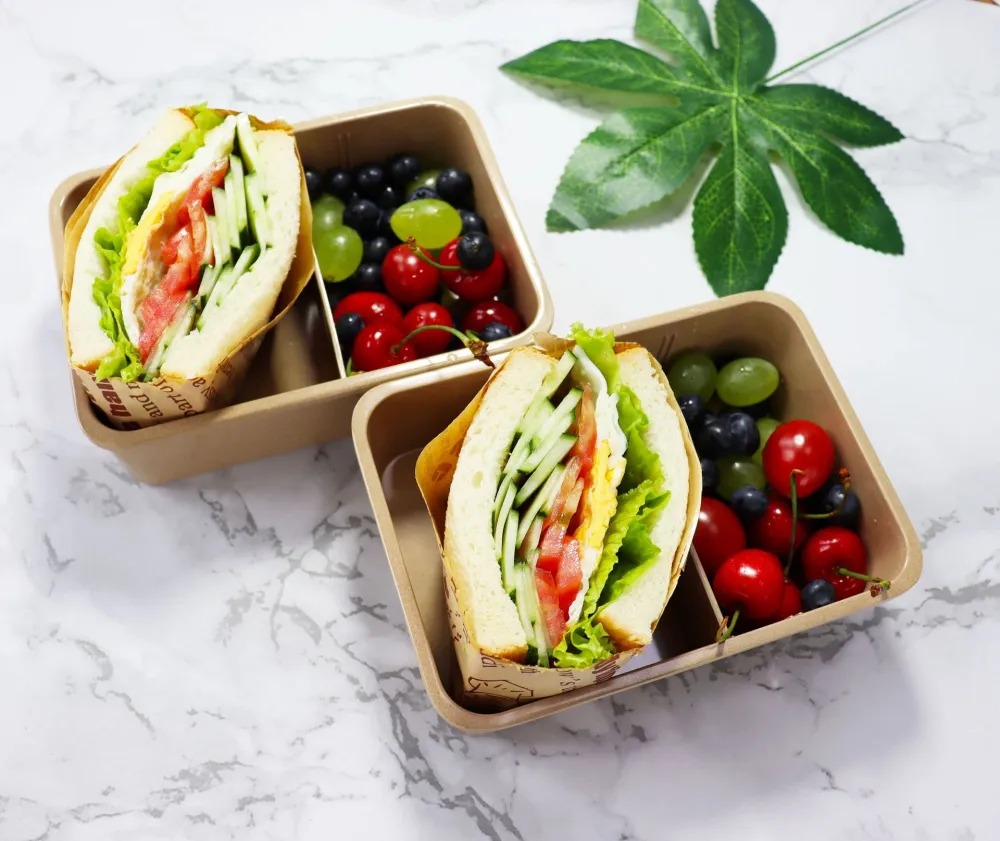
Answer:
[602,490,671,605]
[570,322,619,392]
[552,616,616,670]
[91,105,224,381]
[617,386,663,493]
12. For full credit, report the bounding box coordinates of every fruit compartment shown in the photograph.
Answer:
[295,100,546,377]
[49,98,552,484]
[351,292,922,732]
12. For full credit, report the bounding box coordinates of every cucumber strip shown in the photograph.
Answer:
[197,262,222,298]
[502,510,519,596]
[235,113,261,174]
[207,244,259,317]
[521,413,577,474]
[221,176,241,250]
[198,267,233,329]
[201,219,214,267]
[521,564,539,621]
[518,514,544,555]
[245,174,273,247]
[503,431,533,476]
[530,572,551,666]
[146,299,196,376]
[229,155,248,238]
[514,352,575,436]
[514,434,576,507]
[206,215,228,267]
[532,388,582,448]
[494,483,517,560]
[211,188,233,260]
[517,465,564,533]
[514,563,536,642]
[493,472,515,526]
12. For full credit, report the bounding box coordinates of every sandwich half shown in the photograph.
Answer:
[66,105,301,384]
[442,325,698,668]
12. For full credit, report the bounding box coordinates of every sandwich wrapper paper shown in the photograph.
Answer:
[60,114,315,430]
[415,338,700,711]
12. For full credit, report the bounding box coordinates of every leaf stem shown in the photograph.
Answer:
[764,0,932,84]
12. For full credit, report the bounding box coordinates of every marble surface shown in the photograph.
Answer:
[2,0,999,837]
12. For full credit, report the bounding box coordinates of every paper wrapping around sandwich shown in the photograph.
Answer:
[416,337,701,711]
[59,111,314,431]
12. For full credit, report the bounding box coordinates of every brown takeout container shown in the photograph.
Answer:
[351,292,923,732]
[49,97,553,483]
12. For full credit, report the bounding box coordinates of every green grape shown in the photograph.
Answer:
[391,199,462,249]
[312,194,344,236]
[753,417,781,466]
[314,225,363,282]
[406,168,441,197]
[667,351,717,402]
[716,357,780,407]
[717,457,767,501]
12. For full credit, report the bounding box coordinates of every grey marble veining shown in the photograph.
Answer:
[2,0,999,838]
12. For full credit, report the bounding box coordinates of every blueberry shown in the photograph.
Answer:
[336,312,365,353]
[801,579,836,611]
[730,485,768,519]
[695,417,733,459]
[324,168,353,201]
[343,199,381,238]
[304,168,323,200]
[678,394,705,431]
[816,483,861,530]
[373,184,401,211]
[726,412,760,456]
[459,210,487,235]
[700,457,720,495]
[456,232,495,271]
[408,186,439,202]
[480,322,512,342]
[435,167,472,206]
[364,236,392,265]
[376,211,399,243]
[387,153,421,188]
[742,400,770,420]
[350,263,384,294]
[355,164,385,199]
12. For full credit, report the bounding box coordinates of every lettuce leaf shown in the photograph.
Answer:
[601,490,671,605]
[552,616,616,669]
[91,105,224,381]
[617,385,663,493]
[570,322,619,393]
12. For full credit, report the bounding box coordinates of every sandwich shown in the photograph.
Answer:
[65,105,303,386]
[439,325,700,669]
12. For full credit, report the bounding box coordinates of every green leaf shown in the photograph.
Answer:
[570,322,620,391]
[714,0,775,92]
[750,108,904,254]
[634,0,720,91]
[602,490,671,604]
[692,107,788,295]
[547,101,726,232]
[500,39,683,97]
[753,84,904,147]
[617,386,664,493]
[552,616,616,669]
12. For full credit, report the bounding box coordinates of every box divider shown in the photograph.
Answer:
[311,261,348,379]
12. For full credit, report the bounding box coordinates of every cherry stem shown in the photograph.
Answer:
[392,324,495,369]
[785,470,803,578]
[716,609,740,644]
[836,567,891,593]
[406,237,461,271]
[803,468,853,520]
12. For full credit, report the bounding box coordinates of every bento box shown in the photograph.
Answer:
[351,292,923,732]
[48,97,553,484]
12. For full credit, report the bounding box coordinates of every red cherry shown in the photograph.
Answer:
[712,549,785,620]
[402,303,454,358]
[333,292,403,327]
[462,300,524,336]
[762,420,835,498]
[383,244,440,305]
[801,526,868,600]
[769,581,803,623]
[748,495,810,557]
[693,497,746,577]
[351,323,418,372]
[439,238,507,301]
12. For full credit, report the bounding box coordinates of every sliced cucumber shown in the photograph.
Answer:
[521,412,577,474]
[146,299,196,375]
[503,432,532,476]
[494,482,517,560]
[219,180,240,251]
[501,509,519,596]
[513,352,576,438]
[229,155,248,240]
[518,514,544,555]
[525,547,540,572]
[514,562,537,643]
[198,267,233,328]
[211,187,234,259]
[539,464,566,516]
[245,173,273,247]
[533,388,582,448]
[235,113,261,174]
[210,244,259,308]
[493,472,515,527]
[206,216,228,267]
[197,262,222,298]
[514,434,576,507]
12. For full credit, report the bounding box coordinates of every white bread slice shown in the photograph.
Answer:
[444,348,556,662]
[596,348,691,649]
[67,109,196,369]
[161,130,300,379]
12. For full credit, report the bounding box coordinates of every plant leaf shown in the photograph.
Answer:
[692,106,788,295]
[547,102,727,232]
[714,0,776,92]
[748,106,904,254]
[753,84,904,147]
[634,0,721,91]
[500,39,686,97]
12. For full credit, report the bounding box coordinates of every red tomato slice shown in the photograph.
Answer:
[537,523,566,575]
[177,158,229,225]
[534,568,567,647]
[161,226,191,266]
[571,384,597,480]
[138,287,187,362]
[556,537,583,615]
[188,202,208,265]
[543,456,582,532]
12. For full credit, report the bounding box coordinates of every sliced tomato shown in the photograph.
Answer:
[555,538,583,615]
[535,568,567,647]
[188,201,208,265]
[543,456,582,532]
[537,523,566,574]
[161,226,192,266]
[177,158,229,225]
[138,288,187,362]
[571,384,597,479]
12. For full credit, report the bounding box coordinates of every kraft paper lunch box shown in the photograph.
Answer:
[49,97,553,484]
[351,292,923,733]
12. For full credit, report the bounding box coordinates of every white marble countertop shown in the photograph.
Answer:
[3,0,999,837]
